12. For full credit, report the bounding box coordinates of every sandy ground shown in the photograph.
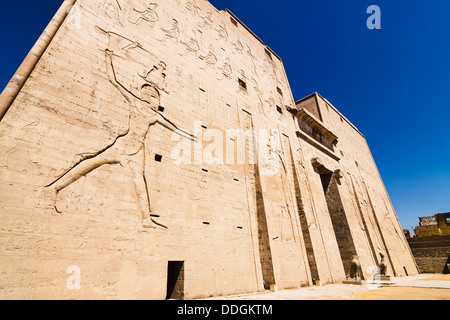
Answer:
[330,274,450,300]
[330,286,450,300]
[332,273,450,300]
[423,274,450,281]
[206,274,450,300]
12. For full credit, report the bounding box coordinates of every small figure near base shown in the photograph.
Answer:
[343,255,366,285]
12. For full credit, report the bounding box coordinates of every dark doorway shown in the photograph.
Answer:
[166,261,184,300]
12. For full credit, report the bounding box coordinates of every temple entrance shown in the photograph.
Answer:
[317,165,358,277]
[166,261,184,300]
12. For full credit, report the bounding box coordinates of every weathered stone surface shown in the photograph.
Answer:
[414,213,450,237]
[408,235,450,274]
[0,0,418,299]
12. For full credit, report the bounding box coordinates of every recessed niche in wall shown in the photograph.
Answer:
[238,78,247,90]
[276,106,283,114]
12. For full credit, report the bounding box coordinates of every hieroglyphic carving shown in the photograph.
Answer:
[177,0,199,16]
[95,26,144,58]
[217,57,232,80]
[265,90,276,113]
[138,61,168,93]
[239,69,247,85]
[246,45,259,77]
[197,9,213,30]
[103,0,124,26]
[2,146,39,173]
[173,66,185,88]
[0,0,418,299]
[261,58,276,82]
[252,78,266,116]
[43,28,196,227]
[199,45,218,70]
[179,30,200,57]
[160,19,180,44]
[129,2,159,27]
[231,39,244,55]
[215,23,228,41]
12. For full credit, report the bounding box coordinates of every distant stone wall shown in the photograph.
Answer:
[407,236,450,274]
[419,216,437,226]
[415,213,450,237]
[415,225,442,238]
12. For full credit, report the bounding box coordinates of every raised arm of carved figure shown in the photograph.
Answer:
[154,112,197,142]
[104,49,134,104]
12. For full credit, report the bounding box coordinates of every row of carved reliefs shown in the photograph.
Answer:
[100,0,289,114]
[11,0,292,231]
[38,15,200,227]
[0,0,417,301]
[0,0,295,232]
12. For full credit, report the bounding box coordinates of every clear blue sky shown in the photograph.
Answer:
[1,0,449,232]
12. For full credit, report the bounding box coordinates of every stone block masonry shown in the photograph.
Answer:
[408,236,450,274]
[0,0,418,299]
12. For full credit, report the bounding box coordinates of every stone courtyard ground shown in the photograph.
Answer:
[205,274,450,300]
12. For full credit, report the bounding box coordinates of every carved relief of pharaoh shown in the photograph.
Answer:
[139,61,168,93]
[43,28,196,228]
